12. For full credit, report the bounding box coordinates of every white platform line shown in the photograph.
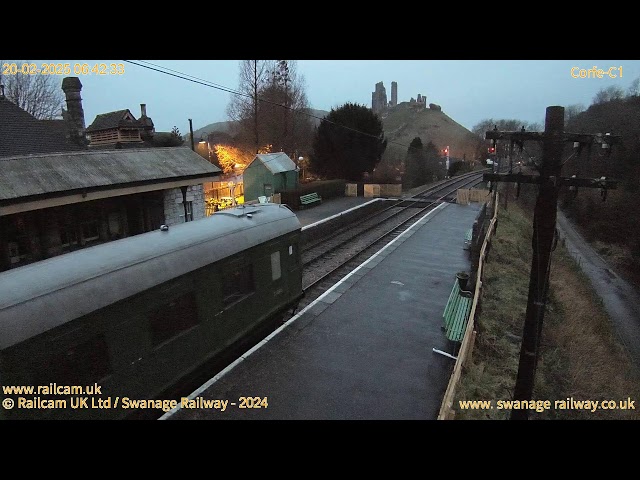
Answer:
[159,201,448,419]
[301,198,388,230]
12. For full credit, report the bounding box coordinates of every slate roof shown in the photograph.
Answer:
[86,109,142,132]
[0,147,221,203]
[249,152,297,174]
[0,96,85,157]
[85,131,182,150]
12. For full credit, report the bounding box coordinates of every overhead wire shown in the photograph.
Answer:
[123,60,442,153]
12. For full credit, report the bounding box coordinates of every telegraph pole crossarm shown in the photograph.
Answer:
[483,173,618,190]
[480,106,621,420]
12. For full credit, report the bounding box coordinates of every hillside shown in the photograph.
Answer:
[190,108,329,141]
[381,102,481,164]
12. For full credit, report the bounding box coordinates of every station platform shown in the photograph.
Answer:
[163,201,482,420]
[293,196,380,227]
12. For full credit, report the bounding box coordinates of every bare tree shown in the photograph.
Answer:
[0,60,64,119]
[257,60,313,156]
[226,60,314,158]
[226,60,273,153]
[627,77,640,97]
[593,85,625,104]
[565,104,585,126]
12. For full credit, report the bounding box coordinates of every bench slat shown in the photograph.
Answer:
[300,192,322,207]
[442,278,473,342]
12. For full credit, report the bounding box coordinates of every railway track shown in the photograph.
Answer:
[142,172,486,419]
[289,172,485,316]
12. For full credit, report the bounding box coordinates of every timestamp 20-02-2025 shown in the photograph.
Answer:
[1,63,125,76]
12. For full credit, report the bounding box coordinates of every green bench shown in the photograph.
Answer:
[442,279,473,342]
[464,228,473,250]
[299,192,322,208]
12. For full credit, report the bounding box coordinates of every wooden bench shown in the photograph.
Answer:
[299,192,322,208]
[464,228,473,250]
[442,279,473,342]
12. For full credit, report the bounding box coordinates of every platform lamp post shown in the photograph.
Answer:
[299,156,304,182]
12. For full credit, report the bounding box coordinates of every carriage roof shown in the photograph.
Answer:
[0,203,300,349]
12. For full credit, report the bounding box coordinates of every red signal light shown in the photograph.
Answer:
[488,146,496,154]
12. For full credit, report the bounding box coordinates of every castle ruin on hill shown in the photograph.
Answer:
[372,81,441,115]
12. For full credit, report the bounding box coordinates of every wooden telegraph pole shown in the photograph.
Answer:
[483,106,619,420]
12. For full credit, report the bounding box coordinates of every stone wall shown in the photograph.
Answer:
[163,184,205,225]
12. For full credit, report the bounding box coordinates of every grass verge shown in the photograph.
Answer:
[452,199,640,420]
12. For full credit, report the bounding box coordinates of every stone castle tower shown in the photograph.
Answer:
[371,82,387,115]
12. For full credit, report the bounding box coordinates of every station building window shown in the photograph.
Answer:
[6,215,31,265]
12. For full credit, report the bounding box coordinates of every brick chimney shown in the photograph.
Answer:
[139,103,155,141]
[61,77,87,146]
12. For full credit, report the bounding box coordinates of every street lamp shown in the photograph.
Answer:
[299,156,304,181]
[198,135,213,163]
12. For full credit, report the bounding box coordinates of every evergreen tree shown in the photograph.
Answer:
[403,137,426,189]
[310,103,387,181]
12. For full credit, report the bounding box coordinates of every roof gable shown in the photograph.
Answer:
[248,152,297,174]
[86,109,141,132]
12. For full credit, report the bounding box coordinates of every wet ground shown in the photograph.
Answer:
[556,210,640,368]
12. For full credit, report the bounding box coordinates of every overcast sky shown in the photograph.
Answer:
[26,60,640,136]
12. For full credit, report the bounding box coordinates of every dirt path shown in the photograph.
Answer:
[556,210,640,367]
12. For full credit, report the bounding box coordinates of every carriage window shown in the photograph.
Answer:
[148,291,198,346]
[223,264,254,307]
[38,335,111,385]
[271,251,281,281]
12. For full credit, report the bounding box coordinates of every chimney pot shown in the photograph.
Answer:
[141,104,147,117]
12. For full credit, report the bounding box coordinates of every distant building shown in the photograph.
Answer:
[243,152,298,202]
[372,81,403,113]
[86,106,152,146]
[86,104,183,149]
[0,76,220,272]
[370,81,435,114]
[372,82,388,115]
[409,94,427,110]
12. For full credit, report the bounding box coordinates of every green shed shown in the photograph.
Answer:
[243,152,299,202]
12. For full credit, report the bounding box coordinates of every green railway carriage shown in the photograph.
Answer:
[0,203,302,419]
